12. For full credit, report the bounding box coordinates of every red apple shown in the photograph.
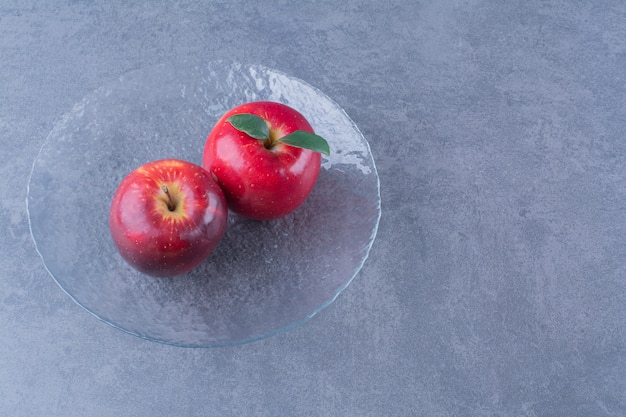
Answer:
[202,101,329,220]
[109,159,228,277]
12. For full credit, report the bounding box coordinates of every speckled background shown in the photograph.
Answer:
[2,1,625,416]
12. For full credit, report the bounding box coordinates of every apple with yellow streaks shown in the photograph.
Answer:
[109,159,227,277]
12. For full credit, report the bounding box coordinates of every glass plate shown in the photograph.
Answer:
[26,61,381,347]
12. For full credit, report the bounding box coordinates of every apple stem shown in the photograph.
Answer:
[161,185,176,211]
[263,128,281,150]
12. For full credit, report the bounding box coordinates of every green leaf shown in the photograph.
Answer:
[227,114,269,140]
[279,130,331,156]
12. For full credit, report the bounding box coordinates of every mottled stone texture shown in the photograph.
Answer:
[1,1,625,416]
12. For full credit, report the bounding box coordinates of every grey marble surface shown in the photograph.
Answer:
[2,1,625,416]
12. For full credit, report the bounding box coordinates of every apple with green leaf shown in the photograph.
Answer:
[202,101,330,220]
[109,159,228,277]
